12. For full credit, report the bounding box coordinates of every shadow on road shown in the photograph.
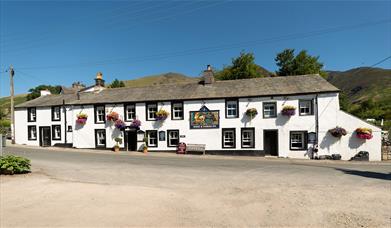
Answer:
[335,168,391,181]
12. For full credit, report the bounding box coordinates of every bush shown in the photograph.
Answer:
[0,155,31,175]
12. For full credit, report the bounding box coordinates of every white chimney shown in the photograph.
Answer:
[40,90,51,96]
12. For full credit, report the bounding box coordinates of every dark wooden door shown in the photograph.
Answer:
[126,130,137,151]
[264,130,278,156]
[39,127,51,147]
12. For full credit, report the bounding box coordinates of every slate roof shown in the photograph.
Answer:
[16,75,339,108]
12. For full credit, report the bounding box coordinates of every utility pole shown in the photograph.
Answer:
[10,65,15,144]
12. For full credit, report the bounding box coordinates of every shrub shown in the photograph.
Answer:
[0,155,31,175]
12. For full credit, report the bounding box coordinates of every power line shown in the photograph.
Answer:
[370,56,391,67]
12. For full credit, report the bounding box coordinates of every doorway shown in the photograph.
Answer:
[39,126,51,147]
[264,130,278,156]
[125,130,137,151]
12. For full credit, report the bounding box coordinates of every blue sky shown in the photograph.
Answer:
[0,0,390,96]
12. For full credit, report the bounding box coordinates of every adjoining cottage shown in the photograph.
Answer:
[14,67,382,161]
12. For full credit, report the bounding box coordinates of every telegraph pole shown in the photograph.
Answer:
[10,65,15,144]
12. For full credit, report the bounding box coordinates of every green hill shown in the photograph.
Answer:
[123,72,199,87]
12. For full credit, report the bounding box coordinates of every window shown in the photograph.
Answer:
[226,100,238,118]
[124,104,136,121]
[52,125,61,140]
[299,100,313,116]
[27,107,36,122]
[146,130,158,147]
[51,106,61,121]
[171,102,183,120]
[94,105,105,123]
[167,130,179,147]
[95,129,106,148]
[27,126,37,140]
[222,128,235,148]
[263,102,277,118]
[67,126,72,132]
[290,131,308,150]
[146,103,157,121]
[241,128,255,148]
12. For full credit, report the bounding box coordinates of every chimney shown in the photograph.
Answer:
[72,81,85,89]
[95,72,105,87]
[40,89,51,96]
[203,65,214,85]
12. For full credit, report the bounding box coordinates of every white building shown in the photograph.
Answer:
[14,68,382,161]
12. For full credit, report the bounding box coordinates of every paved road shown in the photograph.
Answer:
[1,145,390,227]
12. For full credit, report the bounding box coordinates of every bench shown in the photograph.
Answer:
[186,144,206,155]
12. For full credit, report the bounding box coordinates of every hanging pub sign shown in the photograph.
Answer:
[189,105,219,129]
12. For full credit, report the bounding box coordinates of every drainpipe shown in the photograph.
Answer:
[63,99,67,145]
[315,94,319,145]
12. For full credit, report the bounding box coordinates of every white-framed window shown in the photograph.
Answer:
[52,125,61,140]
[95,105,105,123]
[147,103,157,120]
[171,102,183,120]
[28,107,36,122]
[241,128,255,148]
[125,104,136,121]
[299,100,313,116]
[167,130,179,147]
[147,130,158,147]
[290,131,307,150]
[27,126,37,140]
[226,100,238,118]
[263,102,277,118]
[52,106,61,121]
[95,129,106,147]
[222,128,235,148]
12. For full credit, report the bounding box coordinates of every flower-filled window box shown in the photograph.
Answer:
[106,111,119,122]
[76,113,88,125]
[245,108,258,119]
[356,128,373,140]
[114,119,126,130]
[328,127,347,138]
[130,119,141,128]
[281,105,296,116]
[155,109,169,121]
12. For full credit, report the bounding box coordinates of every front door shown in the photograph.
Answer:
[125,130,137,151]
[39,126,51,147]
[264,130,278,156]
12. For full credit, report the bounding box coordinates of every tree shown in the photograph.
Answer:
[26,85,62,101]
[108,79,125,88]
[215,52,267,80]
[275,49,325,76]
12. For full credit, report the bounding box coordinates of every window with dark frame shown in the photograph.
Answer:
[95,129,106,148]
[27,126,37,140]
[290,131,308,150]
[241,128,255,148]
[222,128,235,148]
[95,105,105,123]
[51,106,61,121]
[27,107,36,122]
[67,126,72,132]
[146,103,158,120]
[52,125,61,140]
[146,130,158,147]
[263,102,277,118]
[299,100,313,116]
[167,130,179,147]
[171,102,183,120]
[226,100,238,118]
[124,104,136,121]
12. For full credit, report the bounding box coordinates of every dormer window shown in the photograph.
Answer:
[52,106,61,121]
[27,107,36,122]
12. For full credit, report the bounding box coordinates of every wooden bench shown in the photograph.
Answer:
[186,144,206,155]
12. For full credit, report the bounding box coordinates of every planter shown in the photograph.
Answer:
[114,119,126,130]
[130,119,141,128]
[356,128,373,140]
[245,108,258,119]
[328,127,347,138]
[143,147,148,154]
[155,110,169,121]
[76,113,88,125]
[113,146,120,152]
[107,112,119,122]
[281,106,296,116]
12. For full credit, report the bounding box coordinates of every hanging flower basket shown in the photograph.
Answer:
[245,108,258,119]
[281,105,296,116]
[328,126,347,138]
[155,109,169,121]
[114,119,126,130]
[356,128,373,140]
[76,113,88,125]
[130,119,141,128]
[106,111,119,122]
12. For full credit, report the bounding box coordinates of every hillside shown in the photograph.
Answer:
[0,94,28,117]
[123,72,199,87]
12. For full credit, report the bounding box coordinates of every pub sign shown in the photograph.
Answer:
[189,105,219,129]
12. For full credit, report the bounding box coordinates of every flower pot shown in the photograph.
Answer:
[113,146,120,152]
[143,148,148,154]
